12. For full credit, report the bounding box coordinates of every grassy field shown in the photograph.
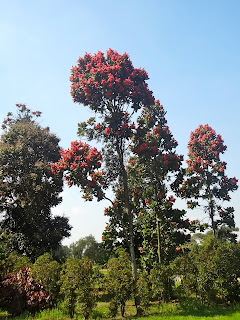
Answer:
[1,300,240,320]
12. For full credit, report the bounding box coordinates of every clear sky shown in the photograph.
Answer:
[0,0,239,245]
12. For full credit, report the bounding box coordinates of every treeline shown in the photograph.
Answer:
[1,236,240,318]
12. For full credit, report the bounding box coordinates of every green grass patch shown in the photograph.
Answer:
[2,300,240,320]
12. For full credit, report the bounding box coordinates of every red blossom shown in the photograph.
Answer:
[70,49,154,111]
[104,127,111,135]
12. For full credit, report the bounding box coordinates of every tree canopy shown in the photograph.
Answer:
[0,104,71,258]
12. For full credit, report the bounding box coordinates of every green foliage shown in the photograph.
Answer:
[70,235,108,265]
[52,245,72,264]
[59,257,99,319]
[150,264,174,303]
[4,251,32,275]
[136,272,151,314]
[175,239,240,304]
[31,253,61,303]
[0,104,71,258]
[105,249,134,317]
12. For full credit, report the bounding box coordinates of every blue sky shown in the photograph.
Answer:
[0,1,239,244]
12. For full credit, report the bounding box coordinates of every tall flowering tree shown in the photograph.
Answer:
[102,102,202,270]
[129,101,200,266]
[181,124,238,238]
[53,49,154,312]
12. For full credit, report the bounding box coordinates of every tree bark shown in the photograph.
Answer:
[116,140,140,314]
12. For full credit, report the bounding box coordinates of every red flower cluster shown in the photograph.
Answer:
[166,195,176,206]
[51,141,104,201]
[187,124,227,174]
[70,49,154,112]
[51,141,102,174]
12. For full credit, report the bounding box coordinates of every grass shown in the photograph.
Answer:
[2,300,240,320]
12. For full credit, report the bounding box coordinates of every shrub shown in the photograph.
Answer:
[136,272,151,314]
[31,253,61,303]
[59,257,99,319]
[175,239,240,304]
[149,264,174,303]
[0,267,51,316]
[4,251,32,275]
[105,249,133,317]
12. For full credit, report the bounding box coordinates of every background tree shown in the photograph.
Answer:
[0,104,71,258]
[180,124,238,239]
[70,234,108,264]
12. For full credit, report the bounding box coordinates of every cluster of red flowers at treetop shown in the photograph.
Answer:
[186,124,228,174]
[51,141,104,200]
[70,49,154,112]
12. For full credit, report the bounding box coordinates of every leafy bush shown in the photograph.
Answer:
[4,251,32,275]
[0,267,51,316]
[31,253,61,303]
[175,239,240,304]
[105,249,133,317]
[136,272,151,314]
[149,263,174,303]
[59,257,99,319]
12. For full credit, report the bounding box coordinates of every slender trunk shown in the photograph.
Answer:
[156,215,161,264]
[153,177,162,265]
[209,197,216,237]
[207,179,216,237]
[116,141,140,313]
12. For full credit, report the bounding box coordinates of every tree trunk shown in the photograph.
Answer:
[117,142,140,314]
[156,215,161,264]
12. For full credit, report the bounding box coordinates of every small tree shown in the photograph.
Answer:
[106,249,134,317]
[31,253,61,303]
[59,258,80,318]
[181,124,238,238]
[59,257,99,319]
